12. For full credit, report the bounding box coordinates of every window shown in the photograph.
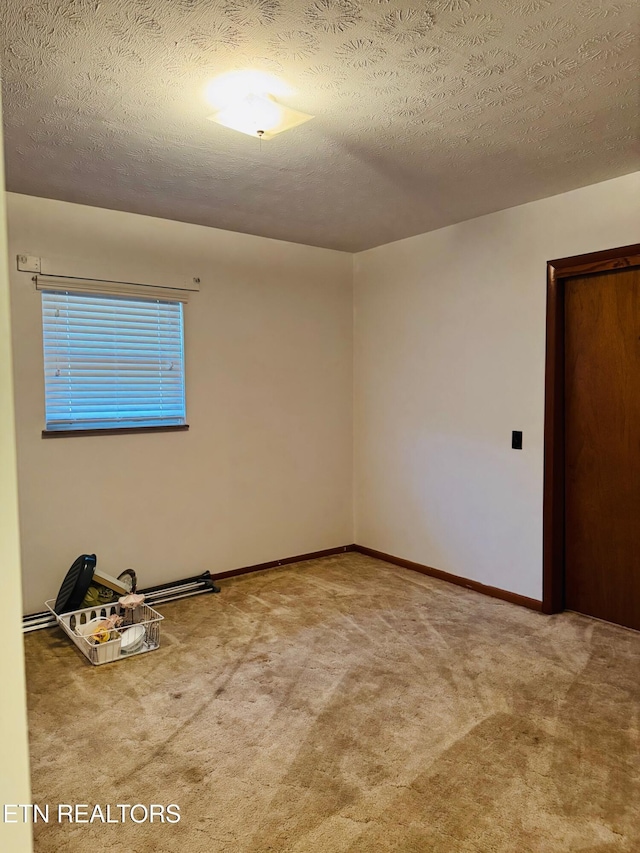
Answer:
[42,290,186,433]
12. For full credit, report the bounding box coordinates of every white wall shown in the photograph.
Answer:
[0,100,33,851]
[354,172,640,601]
[8,173,640,613]
[8,194,353,614]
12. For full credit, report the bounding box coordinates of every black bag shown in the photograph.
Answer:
[53,554,97,614]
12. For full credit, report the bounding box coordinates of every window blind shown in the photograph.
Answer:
[42,290,186,431]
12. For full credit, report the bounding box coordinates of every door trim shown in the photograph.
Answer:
[542,243,640,614]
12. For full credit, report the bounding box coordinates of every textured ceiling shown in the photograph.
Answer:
[1,0,638,252]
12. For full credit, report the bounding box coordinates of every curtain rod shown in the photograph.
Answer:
[32,273,201,292]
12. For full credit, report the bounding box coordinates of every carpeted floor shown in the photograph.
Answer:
[23,552,640,853]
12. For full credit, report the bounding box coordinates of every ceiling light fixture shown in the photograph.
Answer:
[208,93,313,140]
[204,71,313,140]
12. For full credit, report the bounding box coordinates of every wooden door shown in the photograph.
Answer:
[564,267,640,630]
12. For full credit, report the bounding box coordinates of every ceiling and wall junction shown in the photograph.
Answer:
[1,0,638,251]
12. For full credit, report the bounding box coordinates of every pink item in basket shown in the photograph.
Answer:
[119,592,146,626]
[119,593,146,610]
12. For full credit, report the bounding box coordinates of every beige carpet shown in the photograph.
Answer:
[24,552,640,853]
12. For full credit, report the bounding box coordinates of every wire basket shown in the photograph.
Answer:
[44,600,164,666]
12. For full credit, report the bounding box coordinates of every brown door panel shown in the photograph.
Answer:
[564,269,640,631]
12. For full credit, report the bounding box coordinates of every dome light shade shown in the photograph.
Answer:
[208,94,313,140]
